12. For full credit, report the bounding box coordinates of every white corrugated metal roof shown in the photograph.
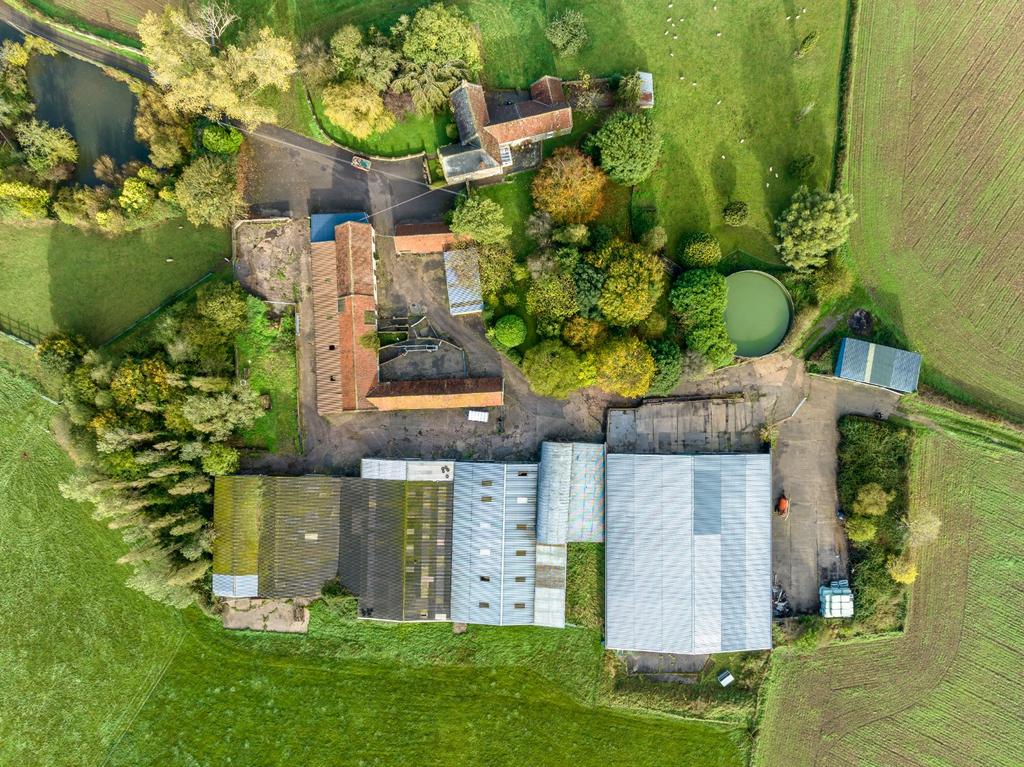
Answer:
[537,442,605,544]
[360,458,453,482]
[443,249,484,315]
[212,574,259,598]
[604,453,772,655]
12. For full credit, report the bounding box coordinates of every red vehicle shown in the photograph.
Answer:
[775,493,790,519]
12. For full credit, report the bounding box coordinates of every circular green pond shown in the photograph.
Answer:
[724,270,793,357]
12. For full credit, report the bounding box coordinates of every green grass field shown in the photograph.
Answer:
[846,0,1024,418]
[0,221,229,346]
[755,414,1024,766]
[0,369,748,766]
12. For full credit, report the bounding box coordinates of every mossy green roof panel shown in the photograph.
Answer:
[212,476,262,576]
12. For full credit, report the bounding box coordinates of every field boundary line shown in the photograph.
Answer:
[96,622,186,767]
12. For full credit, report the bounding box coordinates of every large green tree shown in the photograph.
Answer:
[139,7,296,127]
[322,80,395,139]
[449,196,511,245]
[172,155,244,227]
[531,147,606,224]
[14,118,78,180]
[522,340,582,399]
[670,269,735,368]
[596,242,666,327]
[594,335,655,397]
[402,3,481,71]
[775,186,857,271]
[588,110,662,186]
[647,338,684,395]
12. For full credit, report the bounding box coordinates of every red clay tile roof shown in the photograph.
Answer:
[311,221,378,415]
[393,223,457,254]
[530,75,565,105]
[366,377,504,411]
[482,107,572,146]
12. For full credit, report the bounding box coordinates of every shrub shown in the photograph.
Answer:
[853,482,893,517]
[678,232,722,267]
[616,71,643,111]
[14,118,78,180]
[450,196,511,245]
[552,223,590,245]
[811,254,854,304]
[685,323,735,369]
[905,511,941,548]
[572,261,605,316]
[493,314,527,348]
[596,241,666,327]
[0,180,50,221]
[588,110,662,186]
[477,243,517,294]
[776,186,857,271]
[646,338,683,396]
[594,336,655,398]
[545,9,588,56]
[640,310,668,339]
[794,31,820,59]
[787,153,816,181]
[37,333,87,375]
[202,443,240,476]
[531,147,606,224]
[887,553,918,585]
[562,316,607,351]
[640,225,667,252]
[722,201,749,226]
[201,124,244,155]
[522,340,582,399]
[846,515,877,543]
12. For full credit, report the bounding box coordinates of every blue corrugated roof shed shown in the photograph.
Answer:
[835,338,921,393]
[310,212,370,243]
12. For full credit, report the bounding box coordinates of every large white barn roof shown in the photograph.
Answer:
[604,453,772,655]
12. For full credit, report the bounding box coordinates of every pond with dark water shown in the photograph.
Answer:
[2,21,146,185]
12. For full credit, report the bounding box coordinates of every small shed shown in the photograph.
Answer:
[834,338,921,393]
[819,581,854,618]
[637,71,654,108]
[443,248,484,315]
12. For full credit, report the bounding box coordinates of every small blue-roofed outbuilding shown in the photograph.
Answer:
[310,212,370,243]
[835,338,922,393]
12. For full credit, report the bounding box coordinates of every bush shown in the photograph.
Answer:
[811,254,854,304]
[531,147,606,224]
[552,223,590,245]
[449,196,511,245]
[794,31,820,59]
[572,261,605,316]
[685,323,735,369]
[202,443,240,475]
[887,553,918,585]
[640,225,667,252]
[0,180,50,221]
[493,314,527,348]
[722,201,749,227]
[588,111,662,186]
[173,155,244,227]
[545,9,588,56]
[201,124,244,155]
[522,340,582,399]
[776,186,857,271]
[37,333,87,375]
[594,336,655,398]
[853,483,893,517]
[616,71,643,111]
[678,232,722,267]
[527,273,578,321]
[846,515,877,543]
[322,80,395,139]
[646,338,683,396]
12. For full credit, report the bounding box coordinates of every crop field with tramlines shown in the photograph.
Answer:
[27,0,170,35]
[847,0,1024,418]
[755,417,1024,766]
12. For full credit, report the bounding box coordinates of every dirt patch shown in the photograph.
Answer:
[221,597,312,633]
[234,219,306,304]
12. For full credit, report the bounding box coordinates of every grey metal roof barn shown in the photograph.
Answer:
[537,441,606,544]
[443,249,484,315]
[212,476,342,599]
[451,462,538,625]
[835,338,921,393]
[604,454,772,655]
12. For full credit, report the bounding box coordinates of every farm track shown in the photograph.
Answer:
[846,0,1024,418]
[755,431,1024,766]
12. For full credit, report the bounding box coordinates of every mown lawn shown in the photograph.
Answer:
[236,298,300,454]
[0,368,749,767]
[0,221,229,346]
[755,411,1024,766]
